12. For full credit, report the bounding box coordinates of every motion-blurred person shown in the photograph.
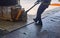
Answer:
[33,0,51,26]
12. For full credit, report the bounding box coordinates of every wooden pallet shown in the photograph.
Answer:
[0,20,27,35]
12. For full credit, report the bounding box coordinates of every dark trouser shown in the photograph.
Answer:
[35,4,49,23]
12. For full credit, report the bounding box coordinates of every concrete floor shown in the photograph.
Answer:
[0,7,60,38]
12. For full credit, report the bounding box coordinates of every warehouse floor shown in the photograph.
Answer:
[0,7,60,38]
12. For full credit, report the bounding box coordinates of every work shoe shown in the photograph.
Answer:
[33,18,37,22]
[33,19,42,26]
[35,21,42,27]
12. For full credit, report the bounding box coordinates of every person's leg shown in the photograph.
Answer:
[33,5,43,22]
[34,5,47,25]
[35,15,42,25]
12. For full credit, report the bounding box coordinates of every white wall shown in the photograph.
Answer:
[51,0,60,3]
